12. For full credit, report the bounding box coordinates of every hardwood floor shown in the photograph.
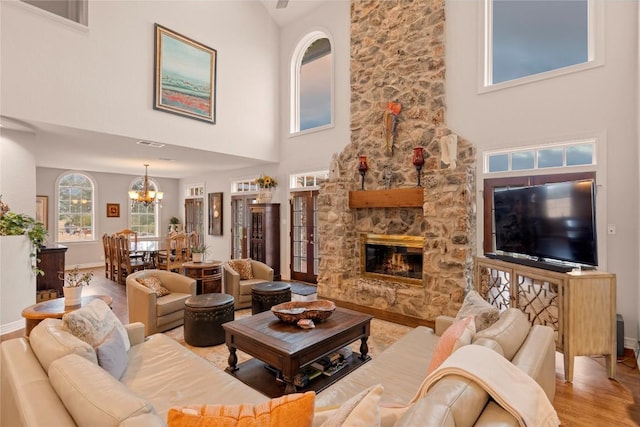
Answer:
[2,267,639,426]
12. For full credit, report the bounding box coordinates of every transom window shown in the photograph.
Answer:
[57,172,94,242]
[484,140,595,174]
[232,179,260,194]
[484,0,600,89]
[291,32,333,134]
[129,177,161,237]
[289,171,329,190]
[21,0,88,26]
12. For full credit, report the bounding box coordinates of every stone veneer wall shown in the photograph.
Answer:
[316,0,477,321]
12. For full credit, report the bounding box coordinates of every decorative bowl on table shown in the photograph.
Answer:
[271,300,336,323]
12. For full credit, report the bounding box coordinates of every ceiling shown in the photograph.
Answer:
[0,0,327,180]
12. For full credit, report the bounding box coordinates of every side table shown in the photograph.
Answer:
[182,260,222,294]
[21,294,113,336]
[251,281,291,314]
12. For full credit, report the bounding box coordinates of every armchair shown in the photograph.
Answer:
[126,269,196,336]
[223,260,274,310]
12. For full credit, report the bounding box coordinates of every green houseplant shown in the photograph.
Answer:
[191,244,209,262]
[0,209,48,276]
[59,266,92,306]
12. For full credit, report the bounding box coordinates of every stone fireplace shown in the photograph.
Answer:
[361,234,424,285]
[316,0,477,324]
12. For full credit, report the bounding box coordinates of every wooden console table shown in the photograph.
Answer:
[36,245,68,297]
[475,257,616,382]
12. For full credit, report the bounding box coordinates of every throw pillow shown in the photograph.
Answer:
[96,329,128,379]
[318,384,383,427]
[228,259,254,280]
[167,391,315,427]
[455,290,500,332]
[426,316,475,375]
[29,318,98,372]
[136,275,171,297]
[62,299,131,351]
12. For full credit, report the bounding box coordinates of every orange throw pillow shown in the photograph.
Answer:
[167,391,315,427]
[427,316,475,375]
[229,259,254,280]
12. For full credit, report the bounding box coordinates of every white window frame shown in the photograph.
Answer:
[55,171,96,243]
[479,0,604,93]
[289,29,335,136]
[231,178,260,195]
[128,177,161,238]
[289,170,330,191]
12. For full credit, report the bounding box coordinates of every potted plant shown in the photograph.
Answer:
[191,244,209,263]
[254,174,278,203]
[169,216,180,233]
[0,207,48,276]
[59,266,93,306]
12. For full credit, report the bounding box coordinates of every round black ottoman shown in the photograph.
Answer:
[251,281,291,314]
[184,293,234,347]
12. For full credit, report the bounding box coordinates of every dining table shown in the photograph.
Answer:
[130,239,166,269]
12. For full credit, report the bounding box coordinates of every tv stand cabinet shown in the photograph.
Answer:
[475,256,616,382]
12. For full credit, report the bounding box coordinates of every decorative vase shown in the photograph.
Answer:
[192,253,203,263]
[257,188,273,203]
[63,286,83,306]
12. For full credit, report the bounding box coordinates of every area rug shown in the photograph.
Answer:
[163,309,413,372]
[290,282,318,296]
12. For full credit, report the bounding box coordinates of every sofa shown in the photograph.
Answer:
[222,259,274,309]
[126,269,196,336]
[0,306,556,426]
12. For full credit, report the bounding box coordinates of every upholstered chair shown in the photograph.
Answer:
[223,260,274,310]
[126,269,196,336]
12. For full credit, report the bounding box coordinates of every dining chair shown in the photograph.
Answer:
[108,234,120,283]
[115,228,144,260]
[102,233,113,280]
[155,232,189,272]
[116,234,146,284]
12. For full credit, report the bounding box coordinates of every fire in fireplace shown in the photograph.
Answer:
[360,234,424,285]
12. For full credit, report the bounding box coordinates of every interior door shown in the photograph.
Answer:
[184,198,204,237]
[290,191,318,283]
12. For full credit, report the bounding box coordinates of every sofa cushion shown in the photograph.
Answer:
[455,290,500,332]
[167,392,315,427]
[29,318,98,372]
[229,258,254,280]
[156,293,190,317]
[393,394,456,427]
[136,276,170,297]
[48,354,155,426]
[427,316,475,374]
[473,308,531,360]
[62,299,130,351]
[96,329,128,379]
[315,384,383,427]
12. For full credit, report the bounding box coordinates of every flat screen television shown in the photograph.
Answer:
[493,179,598,267]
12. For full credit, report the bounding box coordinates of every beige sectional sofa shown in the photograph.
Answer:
[0,307,556,426]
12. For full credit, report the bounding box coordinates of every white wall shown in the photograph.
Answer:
[36,167,180,267]
[0,0,280,161]
[447,0,640,341]
[1,129,38,332]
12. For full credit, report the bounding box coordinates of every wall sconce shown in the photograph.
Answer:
[412,147,425,187]
[357,155,369,190]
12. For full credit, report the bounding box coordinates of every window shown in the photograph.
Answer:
[21,0,88,26]
[289,171,329,190]
[291,32,333,133]
[232,179,260,194]
[484,0,601,88]
[129,177,160,237]
[485,141,595,174]
[57,172,94,242]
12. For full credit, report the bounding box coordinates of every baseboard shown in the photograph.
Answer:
[63,262,103,271]
[1,319,25,336]
[624,337,638,352]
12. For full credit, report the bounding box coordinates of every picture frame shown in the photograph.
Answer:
[208,192,223,236]
[35,196,48,230]
[106,203,120,218]
[154,23,217,124]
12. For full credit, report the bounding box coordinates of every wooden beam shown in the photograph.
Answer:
[348,187,424,208]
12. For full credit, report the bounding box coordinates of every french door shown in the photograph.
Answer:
[231,195,256,259]
[290,191,318,283]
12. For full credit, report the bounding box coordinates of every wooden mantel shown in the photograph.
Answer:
[348,187,424,208]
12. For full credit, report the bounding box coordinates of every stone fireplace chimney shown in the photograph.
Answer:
[316,0,476,324]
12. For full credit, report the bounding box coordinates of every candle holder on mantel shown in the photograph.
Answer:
[357,155,369,190]
[412,147,425,187]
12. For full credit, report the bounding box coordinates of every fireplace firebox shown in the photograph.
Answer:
[360,234,424,286]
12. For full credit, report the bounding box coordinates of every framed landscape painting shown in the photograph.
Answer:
[154,24,217,124]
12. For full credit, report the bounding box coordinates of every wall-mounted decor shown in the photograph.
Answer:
[35,195,48,230]
[106,203,120,218]
[208,192,223,236]
[154,24,217,124]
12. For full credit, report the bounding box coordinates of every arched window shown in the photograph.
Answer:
[57,172,95,242]
[291,31,333,134]
[129,177,161,237]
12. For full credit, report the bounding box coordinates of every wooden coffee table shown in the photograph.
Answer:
[21,294,113,336]
[224,307,372,397]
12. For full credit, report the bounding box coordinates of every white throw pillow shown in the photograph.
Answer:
[62,299,130,351]
[29,318,97,372]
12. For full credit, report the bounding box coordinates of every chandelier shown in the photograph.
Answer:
[128,164,163,207]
